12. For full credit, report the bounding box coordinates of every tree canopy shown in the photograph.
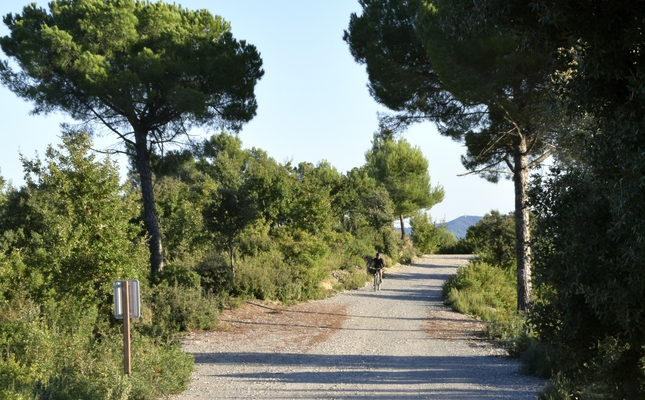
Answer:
[365,130,444,239]
[344,0,558,310]
[435,0,645,396]
[0,0,264,274]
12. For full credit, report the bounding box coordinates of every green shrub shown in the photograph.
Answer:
[0,293,194,400]
[146,283,220,338]
[441,260,547,361]
[465,211,517,269]
[442,260,516,321]
[338,267,371,291]
[233,251,281,300]
[151,262,201,288]
[194,251,234,295]
[380,227,402,259]
[437,238,474,254]
[410,212,457,254]
[537,374,573,400]
[520,341,557,378]
[399,243,416,264]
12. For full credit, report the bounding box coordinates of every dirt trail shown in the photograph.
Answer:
[167,254,544,399]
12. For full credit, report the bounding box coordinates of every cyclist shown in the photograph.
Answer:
[368,252,385,282]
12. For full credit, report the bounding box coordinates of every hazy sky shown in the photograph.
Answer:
[0,0,515,221]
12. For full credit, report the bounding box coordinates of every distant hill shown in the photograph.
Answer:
[442,215,482,239]
[394,215,482,239]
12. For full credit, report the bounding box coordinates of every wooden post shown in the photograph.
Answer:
[123,280,131,375]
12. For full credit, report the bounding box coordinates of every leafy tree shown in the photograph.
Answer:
[203,187,260,279]
[245,148,297,232]
[465,211,516,269]
[0,0,264,274]
[195,133,261,279]
[333,167,378,233]
[154,174,214,264]
[289,161,339,235]
[0,133,147,303]
[0,172,5,207]
[530,165,645,399]
[365,131,444,239]
[361,187,395,232]
[409,211,456,254]
[345,0,556,310]
[445,0,645,397]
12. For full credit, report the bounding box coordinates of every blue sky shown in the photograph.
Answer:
[0,0,515,222]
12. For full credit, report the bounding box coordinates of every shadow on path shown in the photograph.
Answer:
[193,352,534,399]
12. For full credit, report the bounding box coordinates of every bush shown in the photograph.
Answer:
[520,341,557,378]
[437,238,474,254]
[0,293,194,400]
[146,283,220,338]
[465,210,516,269]
[151,262,201,289]
[194,251,234,295]
[410,212,457,254]
[441,260,548,362]
[442,260,516,321]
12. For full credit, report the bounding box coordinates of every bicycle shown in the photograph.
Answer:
[371,267,382,291]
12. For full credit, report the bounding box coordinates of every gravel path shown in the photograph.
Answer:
[167,254,544,399]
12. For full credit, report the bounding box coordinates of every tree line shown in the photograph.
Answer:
[0,1,457,398]
[345,0,645,398]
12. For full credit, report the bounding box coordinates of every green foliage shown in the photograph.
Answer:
[442,259,541,360]
[530,165,645,398]
[194,251,234,295]
[465,210,516,269]
[233,249,327,303]
[0,133,148,304]
[437,238,474,254]
[361,187,395,231]
[410,211,457,254]
[147,283,220,337]
[287,161,339,236]
[0,134,201,399]
[365,132,444,237]
[0,0,264,274]
[154,173,214,265]
[0,294,193,400]
[344,0,448,120]
[442,260,516,321]
[0,88,436,400]
[519,341,558,379]
[151,262,201,289]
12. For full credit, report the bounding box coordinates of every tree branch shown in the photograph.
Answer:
[457,168,513,177]
[528,149,555,168]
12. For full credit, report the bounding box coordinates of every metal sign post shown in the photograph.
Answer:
[114,280,140,375]
[123,280,131,375]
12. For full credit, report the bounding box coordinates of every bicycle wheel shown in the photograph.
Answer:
[374,273,381,291]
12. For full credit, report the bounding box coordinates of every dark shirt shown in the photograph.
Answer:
[371,258,385,270]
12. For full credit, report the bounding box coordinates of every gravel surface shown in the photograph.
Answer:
[167,254,544,399]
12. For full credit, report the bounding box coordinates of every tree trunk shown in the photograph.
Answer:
[134,130,164,274]
[228,239,235,281]
[513,135,532,311]
[399,214,406,240]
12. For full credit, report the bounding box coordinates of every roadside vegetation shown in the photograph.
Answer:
[0,128,450,398]
[0,2,441,398]
[347,0,645,398]
[4,0,644,399]
[441,212,532,355]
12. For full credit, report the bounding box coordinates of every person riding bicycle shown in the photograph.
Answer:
[368,252,385,281]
